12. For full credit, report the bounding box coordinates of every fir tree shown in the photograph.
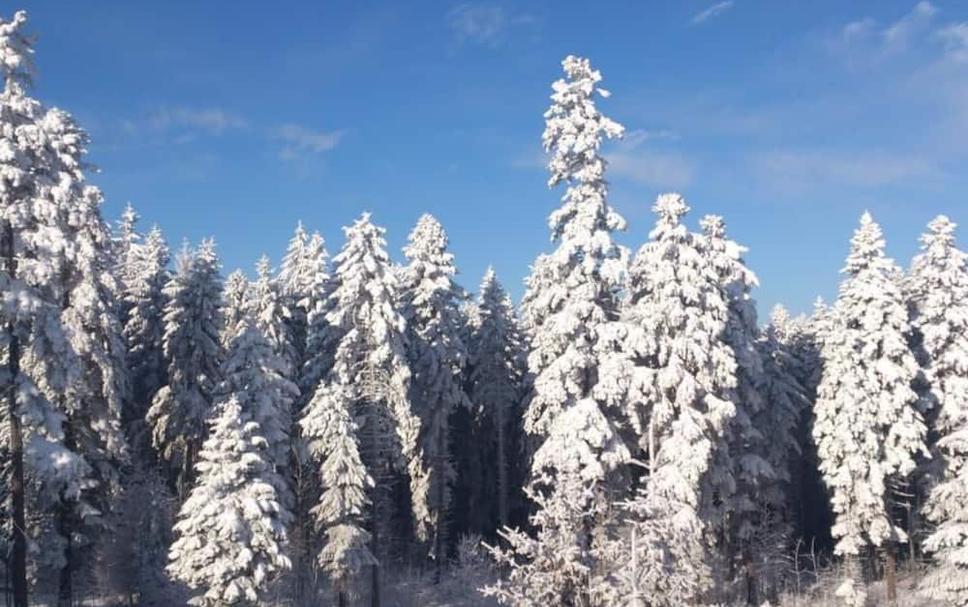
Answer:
[250,255,297,378]
[122,225,170,448]
[167,397,291,607]
[399,213,470,569]
[465,268,526,532]
[147,240,224,499]
[907,216,968,605]
[221,269,249,346]
[300,213,418,596]
[813,212,927,607]
[486,55,631,606]
[617,194,738,604]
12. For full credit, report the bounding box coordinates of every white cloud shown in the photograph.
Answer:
[446,3,536,47]
[753,149,941,192]
[146,107,248,134]
[607,130,694,189]
[272,124,344,160]
[690,1,735,26]
[936,22,968,62]
[881,0,937,53]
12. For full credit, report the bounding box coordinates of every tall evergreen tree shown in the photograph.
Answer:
[219,313,298,491]
[221,269,249,346]
[486,55,631,606]
[300,213,418,600]
[250,255,297,378]
[279,223,330,374]
[399,213,470,571]
[465,268,526,533]
[147,240,224,499]
[0,12,129,601]
[167,397,291,607]
[813,212,927,607]
[616,194,738,605]
[906,216,968,605]
[122,225,170,447]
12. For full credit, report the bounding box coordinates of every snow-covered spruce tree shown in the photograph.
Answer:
[300,381,376,606]
[613,194,738,605]
[0,12,78,603]
[219,311,299,492]
[147,239,224,499]
[813,212,927,607]
[485,55,630,607]
[250,255,297,379]
[167,397,291,607]
[465,268,526,533]
[221,269,249,346]
[113,202,141,318]
[399,213,470,571]
[698,214,775,601]
[300,213,419,595]
[905,216,968,605]
[122,225,170,449]
[279,223,330,374]
[0,13,130,600]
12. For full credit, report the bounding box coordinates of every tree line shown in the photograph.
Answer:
[1,10,966,607]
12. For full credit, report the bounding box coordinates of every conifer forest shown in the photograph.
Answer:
[2,7,968,607]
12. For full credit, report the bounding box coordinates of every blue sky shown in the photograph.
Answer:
[18,0,968,315]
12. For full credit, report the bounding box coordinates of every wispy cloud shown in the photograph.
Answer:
[936,22,968,62]
[607,129,694,189]
[142,107,248,135]
[690,1,735,26]
[753,148,942,193]
[835,1,937,56]
[272,124,345,160]
[446,3,536,47]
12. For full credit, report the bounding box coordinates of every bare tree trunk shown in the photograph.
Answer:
[370,562,380,607]
[884,545,897,607]
[4,222,28,607]
[496,408,509,528]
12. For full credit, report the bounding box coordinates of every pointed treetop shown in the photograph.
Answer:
[770,304,790,327]
[544,55,624,189]
[845,211,887,275]
[653,192,689,223]
[256,254,272,280]
[699,214,726,239]
[0,10,32,92]
[923,214,958,249]
[120,202,139,225]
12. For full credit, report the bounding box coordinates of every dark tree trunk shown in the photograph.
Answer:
[4,221,28,607]
[884,545,898,606]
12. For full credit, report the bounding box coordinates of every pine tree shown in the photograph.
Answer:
[399,214,470,569]
[465,268,526,532]
[300,213,418,597]
[167,397,291,607]
[300,382,376,606]
[148,240,224,499]
[486,55,631,606]
[813,212,927,607]
[616,194,738,605]
[250,255,297,378]
[122,225,170,448]
[222,269,249,346]
[698,214,772,600]
[219,313,298,491]
[0,13,129,600]
[906,216,968,605]
[279,223,330,376]
[114,203,141,308]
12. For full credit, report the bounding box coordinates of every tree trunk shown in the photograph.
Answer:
[57,428,77,607]
[337,589,347,607]
[496,408,509,528]
[4,221,28,607]
[370,563,380,607]
[884,545,897,607]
